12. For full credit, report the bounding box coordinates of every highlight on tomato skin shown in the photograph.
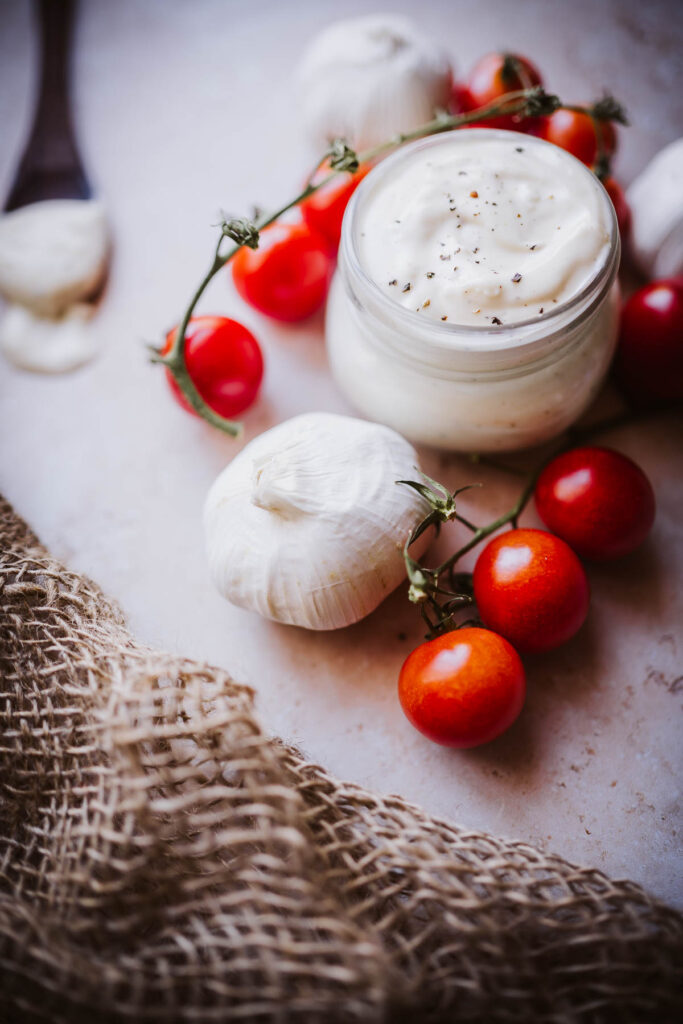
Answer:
[163,315,264,419]
[459,52,544,132]
[540,108,617,167]
[613,277,683,407]
[472,528,590,654]
[398,627,526,749]
[535,447,656,561]
[231,221,333,322]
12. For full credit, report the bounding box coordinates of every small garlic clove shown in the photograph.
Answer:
[296,14,453,152]
[204,412,432,630]
[627,138,683,280]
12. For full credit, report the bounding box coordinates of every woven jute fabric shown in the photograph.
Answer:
[0,495,681,1023]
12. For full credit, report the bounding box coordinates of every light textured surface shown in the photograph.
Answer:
[0,0,681,908]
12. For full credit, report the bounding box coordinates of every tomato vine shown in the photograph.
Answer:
[151,86,627,434]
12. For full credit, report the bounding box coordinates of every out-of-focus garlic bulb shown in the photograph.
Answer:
[296,14,453,152]
[204,412,431,630]
[627,138,683,279]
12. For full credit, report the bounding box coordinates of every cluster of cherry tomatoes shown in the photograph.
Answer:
[164,49,681,426]
[398,444,657,749]
[164,49,682,750]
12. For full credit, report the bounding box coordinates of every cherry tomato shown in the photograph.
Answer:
[461,53,543,131]
[163,315,263,418]
[541,109,617,167]
[535,447,655,561]
[300,161,371,253]
[398,627,525,748]
[231,222,332,322]
[603,177,630,239]
[614,278,683,406]
[473,529,590,654]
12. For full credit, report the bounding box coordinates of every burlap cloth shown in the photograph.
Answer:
[0,493,681,1023]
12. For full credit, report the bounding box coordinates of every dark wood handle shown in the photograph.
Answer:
[4,0,90,209]
[26,0,78,165]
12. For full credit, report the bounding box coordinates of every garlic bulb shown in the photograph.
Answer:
[296,14,452,152]
[627,138,683,279]
[204,413,431,630]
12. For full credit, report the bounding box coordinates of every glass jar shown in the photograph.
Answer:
[326,132,621,452]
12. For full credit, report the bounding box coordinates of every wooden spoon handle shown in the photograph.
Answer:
[5,0,90,210]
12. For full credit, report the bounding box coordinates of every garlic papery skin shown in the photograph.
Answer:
[627,138,683,279]
[296,14,452,152]
[203,413,431,630]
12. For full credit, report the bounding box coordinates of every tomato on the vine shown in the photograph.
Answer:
[541,108,617,167]
[603,177,630,238]
[614,278,683,406]
[473,529,589,654]
[535,447,655,561]
[460,52,543,131]
[231,222,332,322]
[398,627,525,748]
[300,161,371,253]
[163,316,263,418]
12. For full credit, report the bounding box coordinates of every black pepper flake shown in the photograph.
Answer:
[492,201,498,206]
[458,171,467,176]
[512,273,522,283]
[402,282,411,292]
[530,244,537,251]
[388,279,398,286]
[515,146,524,152]
[426,271,435,279]
[395,219,401,223]
[491,316,503,325]
[473,247,479,254]
[538,307,544,314]
[439,253,451,261]
[441,315,448,321]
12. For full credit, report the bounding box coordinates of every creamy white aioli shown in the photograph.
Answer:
[326,131,620,452]
[0,199,108,373]
[357,133,611,326]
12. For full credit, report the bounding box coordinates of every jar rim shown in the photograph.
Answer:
[340,129,620,355]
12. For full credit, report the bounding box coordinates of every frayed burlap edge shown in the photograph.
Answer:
[1,494,681,1023]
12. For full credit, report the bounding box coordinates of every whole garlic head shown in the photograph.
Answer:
[204,413,430,630]
[627,138,683,279]
[297,14,452,151]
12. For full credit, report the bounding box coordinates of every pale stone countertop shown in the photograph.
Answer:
[0,0,681,906]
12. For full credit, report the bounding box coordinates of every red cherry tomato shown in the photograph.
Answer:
[300,161,371,253]
[449,81,472,114]
[473,529,590,654]
[163,315,263,418]
[462,53,543,131]
[535,447,656,561]
[231,222,332,322]
[541,109,617,167]
[614,278,683,406]
[603,177,630,238]
[398,627,525,748]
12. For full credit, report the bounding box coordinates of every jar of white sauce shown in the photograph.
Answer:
[326,130,620,451]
